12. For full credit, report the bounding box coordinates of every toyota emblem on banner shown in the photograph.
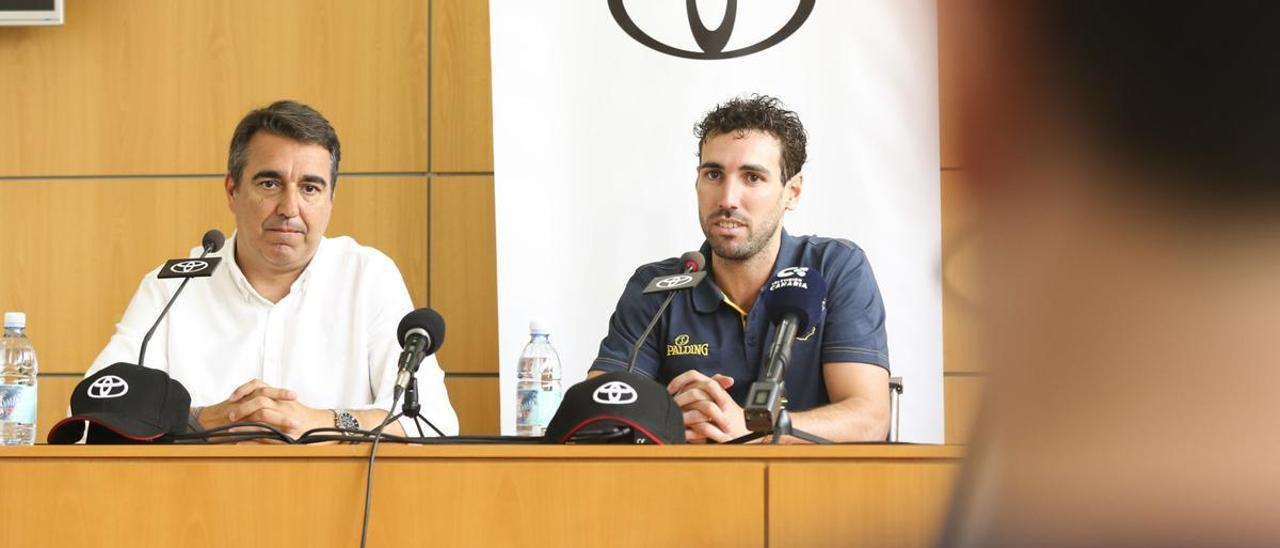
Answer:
[158,256,223,279]
[609,0,816,60]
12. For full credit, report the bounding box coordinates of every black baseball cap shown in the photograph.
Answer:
[545,370,685,445]
[47,362,192,444]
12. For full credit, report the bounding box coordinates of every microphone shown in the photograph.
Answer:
[138,229,226,368]
[627,251,704,374]
[681,252,705,273]
[202,229,226,254]
[394,308,446,395]
[743,267,827,433]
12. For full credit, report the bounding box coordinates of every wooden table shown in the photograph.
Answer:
[0,444,963,547]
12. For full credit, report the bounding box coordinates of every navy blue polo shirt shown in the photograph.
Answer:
[590,229,890,411]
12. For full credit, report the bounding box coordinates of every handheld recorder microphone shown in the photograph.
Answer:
[743,267,827,433]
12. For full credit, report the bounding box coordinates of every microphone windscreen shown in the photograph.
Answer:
[760,267,827,331]
[397,308,446,355]
[202,229,226,253]
[680,251,706,273]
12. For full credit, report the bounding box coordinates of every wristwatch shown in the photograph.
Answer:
[333,409,360,433]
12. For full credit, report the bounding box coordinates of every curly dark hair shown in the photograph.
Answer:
[227,100,341,192]
[694,95,807,184]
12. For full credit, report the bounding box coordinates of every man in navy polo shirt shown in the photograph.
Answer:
[589,95,891,443]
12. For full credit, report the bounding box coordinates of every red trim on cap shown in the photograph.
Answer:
[558,415,669,445]
[48,415,165,442]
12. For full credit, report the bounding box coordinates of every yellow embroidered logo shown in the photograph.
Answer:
[667,333,710,357]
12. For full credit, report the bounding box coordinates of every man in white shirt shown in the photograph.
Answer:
[86,100,458,438]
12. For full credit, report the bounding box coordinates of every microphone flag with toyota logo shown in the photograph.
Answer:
[642,270,707,295]
[47,362,191,444]
[157,257,222,279]
[544,370,685,444]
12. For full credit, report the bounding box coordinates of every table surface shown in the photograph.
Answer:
[0,442,964,459]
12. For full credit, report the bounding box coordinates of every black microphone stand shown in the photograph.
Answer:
[729,323,830,445]
[138,245,214,368]
[627,259,704,374]
[401,377,425,438]
[398,376,444,438]
[729,401,830,444]
[627,290,679,374]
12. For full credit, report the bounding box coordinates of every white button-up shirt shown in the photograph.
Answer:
[86,233,458,436]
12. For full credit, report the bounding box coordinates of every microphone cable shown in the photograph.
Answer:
[170,422,295,444]
[358,389,404,548]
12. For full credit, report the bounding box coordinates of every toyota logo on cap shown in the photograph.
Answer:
[87,375,130,399]
[593,381,639,405]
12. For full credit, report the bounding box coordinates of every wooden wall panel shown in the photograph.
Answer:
[0,178,232,373]
[431,0,495,172]
[444,376,499,436]
[942,170,985,374]
[938,0,964,169]
[35,375,78,443]
[428,176,498,374]
[770,461,959,547]
[0,0,428,176]
[945,375,984,445]
[0,177,428,374]
[939,1,988,445]
[327,176,430,307]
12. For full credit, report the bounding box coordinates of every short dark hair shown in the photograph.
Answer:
[695,95,808,184]
[227,100,341,191]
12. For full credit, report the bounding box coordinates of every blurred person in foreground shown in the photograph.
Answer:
[942,2,1279,546]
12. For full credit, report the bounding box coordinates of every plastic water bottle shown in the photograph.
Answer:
[1,312,38,445]
[515,320,562,436]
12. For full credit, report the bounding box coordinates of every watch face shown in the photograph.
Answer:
[335,410,359,431]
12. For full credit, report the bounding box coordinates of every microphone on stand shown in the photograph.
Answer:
[393,308,446,437]
[394,308,446,395]
[138,229,226,368]
[627,251,706,373]
[742,267,828,441]
[361,307,447,548]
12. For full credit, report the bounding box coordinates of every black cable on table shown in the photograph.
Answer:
[359,388,405,548]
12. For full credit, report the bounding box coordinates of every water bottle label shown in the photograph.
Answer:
[0,384,35,424]
[516,388,540,427]
[536,390,562,427]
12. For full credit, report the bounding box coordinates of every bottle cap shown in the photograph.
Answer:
[529,319,550,335]
[4,312,26,329]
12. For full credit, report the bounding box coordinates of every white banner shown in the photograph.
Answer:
[490,0,942,442]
